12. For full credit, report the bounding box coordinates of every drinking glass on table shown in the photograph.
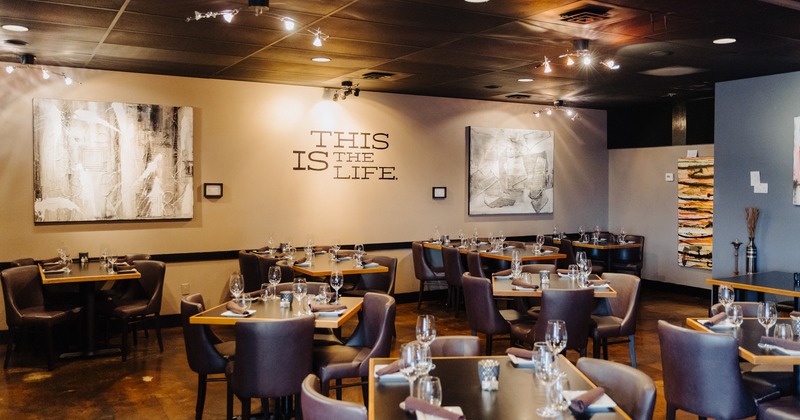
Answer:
[106,251,118,274]
[330,242,341,261]
[775,323,794,341]
[537,234,546,249]
[545,320,568,355]
[229,272,244,299]
[416,376,442,406]
[534,347,562,418]
[268,266,281,299]
[329,269,344,303]
[292,279,308,316]
[399,342,423,396]
[285,246,296,264]
[260,282,271,302]
[718,284,735,310]
[416,315,436,348]
[511,249,522,277]
[727,304,744,329]
[568,264,579,282]
[415,344,434,377]
[758,301,778,336]
[458,230,466,247]
[316,284,332,304]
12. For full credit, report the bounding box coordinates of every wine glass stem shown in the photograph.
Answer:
[408,377,416,397]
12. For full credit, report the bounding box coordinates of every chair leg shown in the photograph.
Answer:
[226,380,233,420]
[46,325,55,371]
[121,321,129,361]
[361,377,369,406]
[320,378,330,397]
[454,286,462,318]
[592,337,600,359]
[195,374,207,420]
[485,334,493,355]
[628,335,637,368]
[239,397,251,420]
[154,314,163,352]
[602,338,609,360]
[132,318,139,346]
[418,280,425,310]
[4,334,12,369]
[666,403,677,420]
[335,378,343,400]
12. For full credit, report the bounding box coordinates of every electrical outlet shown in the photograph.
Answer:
[665,173,674,182]
[180,283,190,295]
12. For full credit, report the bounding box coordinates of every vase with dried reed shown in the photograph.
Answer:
[745,207,760,274]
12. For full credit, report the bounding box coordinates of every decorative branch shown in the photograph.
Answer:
[745,207,759,238]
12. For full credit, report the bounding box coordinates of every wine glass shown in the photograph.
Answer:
[260,282,270,302]
[775,323,794,341]
[511,249,522,277]
[416,376,442,406]
[267,266,281,300]
[458,230,466,246]
[576,251,587,266]
[727,304,744,329]
[416,315,436,348]
[106,251,118,274]
[718,285,735,310]
[331,241,341,260]
[292,279,308,316]
[758,301,778,336]
[578,225,585,237]
[545,320,568,355]
[266,234,275,254]
[534,347,562,418]
[498,230,506,244]
[329,269,344,303]
[399,342,422,396]
[285,245,296,264]
[229,272,244,299]
[415,343,434,377]
[537,234,546,249]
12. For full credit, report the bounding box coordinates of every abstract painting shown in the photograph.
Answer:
[33,98,194,223]
[468,127,554,215]
[793,116,800,205]
[677,157,714,269]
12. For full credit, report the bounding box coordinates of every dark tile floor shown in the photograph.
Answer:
[0,287,712,419]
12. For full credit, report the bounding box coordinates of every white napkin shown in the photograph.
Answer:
[563,390,617,410]
[44,267,67,274]
[508,353,536,368]
[362,262,379,268]
[513,285,538,291]
[295,261,311,267]
[221,309,255,317]
[415,406,464,420]
[373,364,405,382]
[494,274,512,280]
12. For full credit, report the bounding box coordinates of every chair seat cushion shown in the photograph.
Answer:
[19,305,81,326]
[312,345,370,382]
[590,315,623,339]
[743,370,794,397]
[758,396,800,420]
[214,340,236,358]
[500,309,532,324]
[111,299,150,318]
[510,322,534,343]
[743,376,782,404]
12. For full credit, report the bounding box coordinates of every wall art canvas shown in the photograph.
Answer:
[468,127,554,215]
[677,157,714,269]
[793,116,800,205]
[33,98,194,223]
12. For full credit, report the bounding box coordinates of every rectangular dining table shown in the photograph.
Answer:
[492,274,618,298]
[686,317,800,395]
[368,355,630,420]
[286,256,388,278]
[707,271,800,310]
[557,239,642,272]
[190,295,363,329]
[39,262,141,357]
[423,241,567,263]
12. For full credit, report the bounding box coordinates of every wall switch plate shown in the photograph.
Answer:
[665,173,674,182]
[181,283,190,295]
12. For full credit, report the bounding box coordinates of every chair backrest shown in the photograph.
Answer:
[613,235,645,264]
[124,253,151,264]
[232,316,315,399]
[557,239,576,269]
[131,260,166,314]
[576,357,656,420]
[600,273,641,335]
[10,258,36,267]
[520,264,556,274]
[429,336,480,357]
[465,251,486,279]
[533,288,594,352]
[343,292,396,377]
[412,242,440,281]
[355,255,397,294]
[256,255,295,284]
[238,250,262,293]
[441,246,466,288]
[301,374,367,420]
[461,274,510,336]
[180,293,228,375]
[710,301,761,317]
[658,320,757,419]
[0,265,45,326]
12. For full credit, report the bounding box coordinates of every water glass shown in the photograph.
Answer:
[229,272,244,299]
[417,376,443,405]
[416,315,436,348]
[260,282,271,302]
[567,264,579,281]
[539,270,550,285]
[758,301,778,336]
[792,312,800,336]
[316,284,332,304]
[718,284,735,309]
[330,269,344,303]
[775,323,794,341]
[545,320,567,355]
[233,295,251,312]
[727,304,743,328]
[477,359,500,391]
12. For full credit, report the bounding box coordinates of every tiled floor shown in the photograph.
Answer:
[0,286,714,419]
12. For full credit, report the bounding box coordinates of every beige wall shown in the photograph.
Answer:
[608,145,715,289]
[0,67,608,328]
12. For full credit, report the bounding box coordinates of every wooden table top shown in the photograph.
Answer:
[422,241,566,262]
[190,296,363,329]
[367,355,630,420]
[707,271,800,298]
[560,240,642,250]
[686,317,800,365]
[39,262,141,284]
[284,256,388,277]
[492,274,617,298]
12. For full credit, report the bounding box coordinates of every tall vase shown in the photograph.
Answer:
[745,237,757,274]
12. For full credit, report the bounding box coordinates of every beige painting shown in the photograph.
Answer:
[677,157,714,269]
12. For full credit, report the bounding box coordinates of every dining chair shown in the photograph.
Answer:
[461,274,516,355]
[180,293,235,420]
[99,253,152,306]
[557,239,603,274]
[256,254,295,284]
[611,235,645,277]
[342,255,397,297]
[300,374,368,420]
[238,250,262,293]
[510,288,594,356]
[658,320,779,419]
[1,265,82,370]
[108,260,165,361]
[589,273,642,367]
[230,315,315,420]
[441,246,466,317]
[429,335,480,357]
[757,395,800,419]
[9,258,35,267]
[710,301,760,317]
[411,241,445,310]
[576,357,656,420]
[465,251,487,279]
[312,292,396,400]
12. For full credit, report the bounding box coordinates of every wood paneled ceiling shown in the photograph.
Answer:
[3,0,800,108]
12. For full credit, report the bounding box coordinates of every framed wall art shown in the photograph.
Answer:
[677,156,714,269]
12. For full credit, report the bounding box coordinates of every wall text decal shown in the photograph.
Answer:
[293,130,397,180]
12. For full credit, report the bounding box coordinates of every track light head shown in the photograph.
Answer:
[20,53,35,65]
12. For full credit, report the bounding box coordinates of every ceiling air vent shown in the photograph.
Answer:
[560,4,612,24]
[506,93,531,100]
[361,71,394,80]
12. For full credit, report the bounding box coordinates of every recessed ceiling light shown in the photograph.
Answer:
[311,57,331,62]
[464,0,490,3]
[2,24,29,32]
[518,78,534,82]
[713,38,737,45]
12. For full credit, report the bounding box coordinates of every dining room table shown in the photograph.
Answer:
[556,238,642,272]
[492,273,618,298]
[368,355,630,420]
[39,261,141,358]
[686,317,800,395]
[283,255,388,278]
[190,295,363,329]
[707,271,800,310]
[423,241,567,263]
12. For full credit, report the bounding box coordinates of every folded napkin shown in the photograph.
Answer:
[702,312,727,327]
[336,256,351,262]
[113,263,133,272]
[505,347,533,359]
[483,250,500,254]
[226,301,247,315]
[362,262,380,268]
[588,279,610,286]
[43,267,67,274]
[511,277,539,290]
[294,258,311,267]
[42,257,62,264]
[43,263,66,270]
[310,303,347,313]
[494,275,513,281]
[495,269,513,277]
[760,336,800,352]
[376,360,400,376]
[403,397,465,420]
[569,387,606,414]
[791,311,800,318]
[557,269,570,277]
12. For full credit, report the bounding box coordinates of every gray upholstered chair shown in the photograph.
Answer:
[108,260,165,361]
[342,255,397,297]
[611,235,645,277]
[429,335,480,357]
[181,293,235,420]
[576,357,656,420]
[1,265,83,370]
[441,246,466,317]
[312,292,396,399]
[758,396,800,419]
[412,241,445,310]
[238,250,262,293]
[590,273,642,367]
[256,254,295,284]
[301,374,367,420]
[510,288,594,356]
[465,251,487,279]
[10,258,35,267]
[230,315,315,420]
[461,274,514,355]
[658,320,779,419]
[710,301,761,317]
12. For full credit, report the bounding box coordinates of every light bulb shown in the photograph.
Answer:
[42,69,50,80]
[534,112,540,117]
[566,109,574,116]
[5,65,13,74]
[222,12,234,23]
[283,18,295,30]
[64,76,73,85]
[566,56,575,66]
[582,55,592,65]
[543,59,552,74]
[546,109,552,115]
[313,35,322,47]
